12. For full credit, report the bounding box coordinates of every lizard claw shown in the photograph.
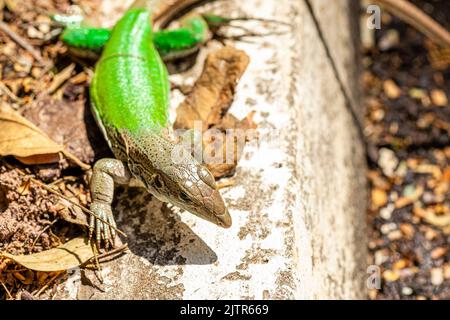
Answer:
[89,200,117,249]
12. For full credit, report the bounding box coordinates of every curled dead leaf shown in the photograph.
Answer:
[0,104,89,169]
[1,237,94,272]
[174,46,255,178]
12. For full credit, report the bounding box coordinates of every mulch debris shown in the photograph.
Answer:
[365,0,450,300]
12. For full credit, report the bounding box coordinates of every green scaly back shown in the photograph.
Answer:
[90,8,170,136]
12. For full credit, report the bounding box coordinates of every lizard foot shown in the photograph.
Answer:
[89,200,117,249]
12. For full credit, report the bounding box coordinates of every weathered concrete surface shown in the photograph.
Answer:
[55,0,367,299]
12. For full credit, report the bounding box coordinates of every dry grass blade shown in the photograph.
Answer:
[37,63,76,98]
[0,278,13,299]
[0,20,45,64]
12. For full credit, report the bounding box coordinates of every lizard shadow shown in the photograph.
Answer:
[83,95,114,161]
[113,186,218,266]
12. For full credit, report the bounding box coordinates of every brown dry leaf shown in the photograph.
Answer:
[174,46,255,178]
[1,237,94,272]
[174,46,250,130]
[0,104,89,169]
[22,98,109,164]
[4,0,18,12]
[56,202,89,227]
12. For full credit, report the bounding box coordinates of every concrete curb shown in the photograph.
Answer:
[56,0,367,300]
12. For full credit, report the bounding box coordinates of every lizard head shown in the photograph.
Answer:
[153,162,232,228]
[128,134,232,228]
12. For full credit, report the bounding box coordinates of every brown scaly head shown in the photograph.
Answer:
[124,132,232,228]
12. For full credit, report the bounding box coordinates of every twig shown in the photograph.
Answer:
[30,219,58,252]
[0,82,23,104]
[33,272,62,297]
[0,279,13,300]
[84,244,128,269]
[61,150,91,170]
[0,21,46,65]
[1,162,126,238]
[37,63,76,98]
[27,176,126,238]
[90,242,103,283]
[96,244,128,262]
[374,0,450,48]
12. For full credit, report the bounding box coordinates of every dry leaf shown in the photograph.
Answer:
[174,46,250,130]
[174,46,255,178]
[0,104,89,169]
[57,202,89,227]
[1,237,94,272]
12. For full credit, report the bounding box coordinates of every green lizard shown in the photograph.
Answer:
[85,3,233,247]
[58,13,212,61]
[55,1,283,61]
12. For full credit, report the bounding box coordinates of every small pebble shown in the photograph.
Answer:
[380,204,394,220]
[443,264,450,280]
[383,270,400,282]
[430,268,444,286]
[381,222,397,234]
[387,230,402,240]
[393,259,407,270]
[372,188,388,208]
[374,249,389,265]
[378,148,398,178]
[378,30,399,51]
[430,247,447,260]
[383,79,402,99]
[401,287,413,296]
[399,223,415,239]
[430,89,448,106]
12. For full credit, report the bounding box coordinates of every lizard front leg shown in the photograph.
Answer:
[90,158,131,247]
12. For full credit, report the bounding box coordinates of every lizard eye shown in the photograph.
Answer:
[154,175,164,189]
[179,191,190,202]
